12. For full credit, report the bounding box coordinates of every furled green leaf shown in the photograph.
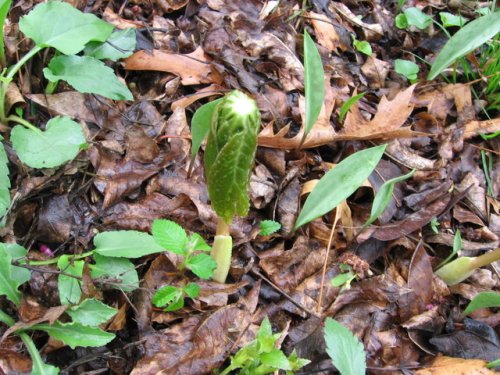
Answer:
[187,233,211,252]
[93,230,164,258]
[183,283,201,299]
[186,253,217,279]
[463,292,500,315]
[152,285,183,309]
[84,28,136,61]
[152,219,187,255]
[57,255,84,305]
[31,321,115,349]
[204,91,260,223]
[428,12,500,79]
[11,116,87,169]
[191,97,223,160]
[259,220,281,236]
[90,254,139,292]
[339,93,365,123]
[402,7,433,29]
[439,12,468,27]
[295,145,386,229]
[67,299,117,326]
[303,30,325,137]
[19,1,113,55]
[0,244,23,305]
[44,55,132,100]
[395,59,419,81]
[324,318,366,375]
[364,169,415,227]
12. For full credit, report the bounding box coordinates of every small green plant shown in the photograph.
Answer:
[430,217,440,234]
[324,318,366,375]
[439,12,468,27]
[352,37,372,56]
[331,264,357,290]
[338,92,366,123]
[395,59,419,82]
[220,317,310,375]
[395,7,432,30]
[0,1,135,219]
[259,220,281,236]
[152,283,201,312]
[463,291,500,315]
[437,230,462,268]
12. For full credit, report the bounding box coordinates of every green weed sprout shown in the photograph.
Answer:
[435,247,500,285]
[204,90,260,283]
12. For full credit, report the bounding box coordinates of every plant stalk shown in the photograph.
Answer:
[211,218,232,283]
[469,247,500,270]
[6,115,41,132]
[6,45,43,80]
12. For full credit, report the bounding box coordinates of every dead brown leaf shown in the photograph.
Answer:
[417,356,496,375]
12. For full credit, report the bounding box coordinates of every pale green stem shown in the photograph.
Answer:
[211,219,232,283]
[45,80,58,95]
[6,114,41,132]
[18,250,95,266]
[5,45,43,80]
[469,247,500,270]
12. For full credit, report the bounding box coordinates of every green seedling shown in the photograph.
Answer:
[259,220,281,236]
[435,247,500,285]
[437,229,462,268]
[430,217,440,234]
[152,283,200,312]
[204,90,260,283]
[352,37,372,56]
[395,7,432,30]
[324,318,366,375]
[0,1,135,219]
[331,264,357,290]
[439,12,468,27]
[220,317,310,375]
[463,291,500,315]
[395,59,419,82]
[338,92,365,123]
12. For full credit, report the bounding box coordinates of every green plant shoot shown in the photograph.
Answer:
[204,90,260,282]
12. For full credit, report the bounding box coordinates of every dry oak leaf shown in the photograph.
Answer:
[124,47,212,85]
[416,356,495,375]
[308,12,349,53]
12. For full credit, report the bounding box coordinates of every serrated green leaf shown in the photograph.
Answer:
[364,169,415,227]
[428,12,500,79]
[303,30,325,137]
[183,283,201,299]
[259,220,281,236]
[67,298,117,326]
[57,255,84,305]
[186,253,217,279]
[3,243,31,285]
[324,318,366,375]
[11,116,87,169]
[0,244,22,305]
[260,349,292,370]
[90,254,139,292]
[191,97,223,160]
[44,55,132,100]
[463,292,500,315]
[403,7,432,29]
[31,321,115,349]
[151,219,187,255]
[84,28,136,61]
[295,145,386,229]
[19,1,112,55]
[93,230,164,258]
[152,285,182,308]
[187,233,211,252]
[439,12,468,27]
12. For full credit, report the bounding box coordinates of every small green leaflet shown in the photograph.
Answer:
[303,30,325,139]
[437,230,462,268]
[67,298,117,326]
[395,59,419,82]
[90,254,139,292]
[84,28,136,61]
[44,55,132,101]
[463,292,500,315]
[186,233,211,252]
[152,219,187,255]
[183,283,201,299]
[364,169,415,227]
[428,12,500,79]
[190,97,223,160]
[295,145,386,229]
[259,220,281,236]
[353,39,372,56]
[0,243,27,306]
[30,321,115,349]
[93,230,164,258]
[185,253,217,279]
[439,12,468,27]
[395,7,432,29]
[11,116,87,169]
[152,285,182,309]
[57,255,84,305]
[324,318,366,375]
[19,1,113,55]
[338,93,365,123]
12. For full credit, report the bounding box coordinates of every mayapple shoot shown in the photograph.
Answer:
[435,247,500,285]
[204,90,260,283]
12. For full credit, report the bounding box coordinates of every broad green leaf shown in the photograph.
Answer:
[186,253,217,279]
[204,91,260,223]
[152,285,181,308]
[84,28,136,61]
[0,244,22,305]
[164,295,185,312]
[439,12,468,27]
[4,243,31,286]
[353,39,372,56]
[93,230,164,258]
[67,298,117,326]
[44,55,132,101]
[295,145,386,229]
[31,321,115,349]
[11,116,87,169]
[364,169,415,227]
[463,292,500,315]
[338,93,365,123]
[19,1,113,55]
[187,233,211,252]
[324,318,366,375]
[0,0,11,66]
[395,59,419,81]
[183,283,201,299]
[428,12,500,79]
[57,255,84,305]
[90,254,139,292]
[260,349,292,370]
[190,97,223,159]
[152,219,187,255]
[257,317,273,347]
[403,7,432,29]
[303,30,325,137]
[259,220,281,236]
[31,361,59,375]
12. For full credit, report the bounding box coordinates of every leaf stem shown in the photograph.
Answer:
[5,45,43,80]
[6,115,41,132]
[19,250,95,266]
[469,247,500,270]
